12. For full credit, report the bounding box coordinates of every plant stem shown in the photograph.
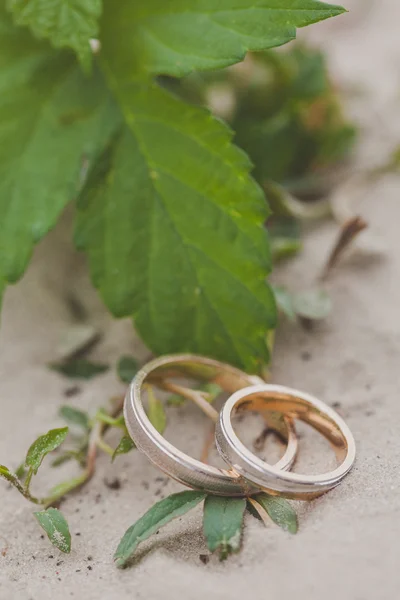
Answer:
[43,396,125,507]
[157,380,219,422]
[23,468,34,492]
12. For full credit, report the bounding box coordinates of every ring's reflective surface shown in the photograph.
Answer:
[124,355,299,496]
[216,384,356,499]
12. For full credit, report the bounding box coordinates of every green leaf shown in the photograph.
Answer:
[147,387,167,434]
[59,405,90,430]
[273,286,296,322]
[203,496,246,560]
[34,508,71,553]
[95,409,125,429]
[166,393,186,407]
[201,383,222,403]
[7,0,102,70]
[112,436,135,461]
[0,7,120,299]
[292,288,332,320]
[254,493,298,533]
[114,491,206,568]
[25,428,68,474]
[50,359,109,380]
[100,0,346,79]
[117,355,139,384]
[75,82,276,371]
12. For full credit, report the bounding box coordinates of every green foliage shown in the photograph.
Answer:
[114,488,300,568]
[75,81,276,371]
[231,46,356,189]
[50,359,109,379]
[25,427,69,474]
[34,508,71,553]
[274,285,332,322]
[117,356,139,384]
[7,0,102,70]
[253,493,298,533]
[0,1,346,367]
[112,436,135,461]
[100,1,345,79]
[114,491,206,568]
[292,288,332,320]
[59,405,90,430]
[0,6,119,297]
[203,496,246,560]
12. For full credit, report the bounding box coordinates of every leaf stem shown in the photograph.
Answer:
[43,396,125,507]
[157,380,219,423]
[24,468,34,492]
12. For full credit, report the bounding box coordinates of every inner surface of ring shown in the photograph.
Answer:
[235,391,348,464]
[126,357,302,495]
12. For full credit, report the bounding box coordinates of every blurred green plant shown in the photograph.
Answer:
[0,1,347,372]
[170,45,357,262]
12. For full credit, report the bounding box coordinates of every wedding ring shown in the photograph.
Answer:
[124,355,298,496]
[216,384,356,499]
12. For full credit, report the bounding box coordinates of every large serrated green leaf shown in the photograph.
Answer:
[100,0,345,79]
[75,82,276,371]
[7,0,102,70]
[203,496,246,560]
[114,491,206,568]
[0,7,120,296]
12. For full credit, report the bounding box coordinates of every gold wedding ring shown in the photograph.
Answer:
[124,355,298,496]
[216,384,356,499]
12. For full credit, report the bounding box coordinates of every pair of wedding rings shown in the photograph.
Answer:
[124,354,356,499]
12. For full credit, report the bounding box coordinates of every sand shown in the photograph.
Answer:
[1,1,399,598]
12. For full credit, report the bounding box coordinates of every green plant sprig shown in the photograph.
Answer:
[1,355,299,562]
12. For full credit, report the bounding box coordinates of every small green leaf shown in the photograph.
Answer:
[201,383,222,404]
[34,508,71,553]
[59,405,90,430]
[7,0,102,70]
[117,355,139,384]
[112,436,135,462]
[147,387,166,434]
[292,288,332,320]
[273,286,296,322]
[95,409,125,429]
[50,359,109,380]
[203,496,246,560]
[25,428,68,474]
[48,474,86,499]
[114,491,206,568]
[253,493,298,534]
[166,393,186,407]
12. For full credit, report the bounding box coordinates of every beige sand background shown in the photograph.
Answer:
[1,1,400,598]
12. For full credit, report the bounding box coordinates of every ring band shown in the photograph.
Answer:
[124,355,298,496]
[215,384,356,499]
